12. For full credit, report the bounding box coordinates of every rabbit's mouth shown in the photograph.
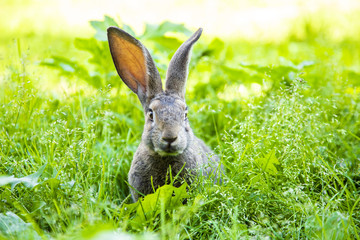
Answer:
[155,144,184,156]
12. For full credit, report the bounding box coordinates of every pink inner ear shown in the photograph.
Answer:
[109,34,147,94]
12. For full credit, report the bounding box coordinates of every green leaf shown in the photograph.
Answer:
[207,38,225,58]
[122,24,136,37]
[0,164,47,190]
[142,21,192,40]
[151,36,182,51]
[90,15,119,41]
[0,212,41,240]
[74,38,95,52]
[41,56,104,88]
[305,212,352,239]
[121,183,189,229]
[279,57,315,70]
[221,65,263,84]
[254,149,279,175]
[42,56,87,75]
[297,60,315,69]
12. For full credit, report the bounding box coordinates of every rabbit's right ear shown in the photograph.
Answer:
[107,27,163,107]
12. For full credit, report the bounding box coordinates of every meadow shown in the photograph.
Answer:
[0,11,360,240]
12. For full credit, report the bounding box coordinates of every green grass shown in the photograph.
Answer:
[0,14,360,239]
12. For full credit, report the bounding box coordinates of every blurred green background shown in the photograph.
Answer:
[1,0,360,93]
[0,0,360,239]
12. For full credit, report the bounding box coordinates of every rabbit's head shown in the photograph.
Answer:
[107,27,202,156]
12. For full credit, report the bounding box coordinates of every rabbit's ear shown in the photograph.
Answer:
[165,28,202,99]
[107,27,163,106]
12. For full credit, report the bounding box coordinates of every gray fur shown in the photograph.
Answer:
[166,28,203,99]
[107,27,220,202]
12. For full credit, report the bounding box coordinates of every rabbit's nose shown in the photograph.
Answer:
[162,136,177,144]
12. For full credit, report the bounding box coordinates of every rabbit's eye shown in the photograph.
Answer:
[184,107,188,120]
[148,109,154,121]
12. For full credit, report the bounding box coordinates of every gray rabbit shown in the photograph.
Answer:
[107,27,220,202]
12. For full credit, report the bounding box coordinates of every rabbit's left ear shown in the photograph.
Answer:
[107,27,163,107]
[165,28,202,99]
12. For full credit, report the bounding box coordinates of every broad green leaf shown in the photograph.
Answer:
[0,164,46,190]
[142,21,192,40]
[79,224,158,240]
[279,57,315,70]
[121,183,189,229]
[90,15,119,41]
[254,149,279,175]
[221,65,263,84]
[41,56,88,76]
[74,38,95,52]
[0,212,41,240]
[122,24,136,37]
[305,211,352,239]
[207,38,225,58]
[41,56,104,88]
[150,36,182,52]
[249,174,264,186]
[297,60,315,69]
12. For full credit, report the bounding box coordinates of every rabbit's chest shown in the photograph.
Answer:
[130,157,193,188]
[149,159,190,182]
